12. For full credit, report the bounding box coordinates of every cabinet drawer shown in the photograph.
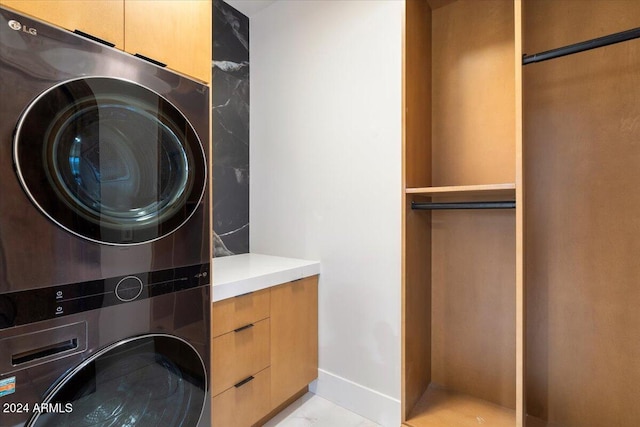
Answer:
[212,367,271,427]
[212,318,270,396]
[212,289,270,337]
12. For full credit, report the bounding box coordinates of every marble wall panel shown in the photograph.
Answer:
[212,0,249,256]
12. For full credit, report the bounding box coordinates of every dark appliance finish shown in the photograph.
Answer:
[0,7,211,427]
[0,7,210,293]
[0,282,211,427]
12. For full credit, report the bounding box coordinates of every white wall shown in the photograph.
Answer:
[249,1,403,425]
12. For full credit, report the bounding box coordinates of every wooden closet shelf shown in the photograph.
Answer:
[406,183,515,198]
[404,385,515,427]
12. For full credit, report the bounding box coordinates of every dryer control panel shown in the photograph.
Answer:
[0,263,210,330]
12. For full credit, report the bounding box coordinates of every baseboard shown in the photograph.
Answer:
[309,369,400,427]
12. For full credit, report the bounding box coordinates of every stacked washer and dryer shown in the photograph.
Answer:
[0,7,211,427]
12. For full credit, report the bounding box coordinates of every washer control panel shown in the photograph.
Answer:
[115,276,144,302]
[0,263,210,329]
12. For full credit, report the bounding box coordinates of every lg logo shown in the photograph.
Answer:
[8,19,37,36]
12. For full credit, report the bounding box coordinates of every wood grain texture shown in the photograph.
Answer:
[211,318,270,396]
[431,0,515,186]
[1,0,124,47]
[431,209,516,408]
[404,0,432,189]
[403,0,518,420]
[212,367,271,427]
[402,0,433,419]
[270,276,318,410]
[211,289,270,337]
[406,183,515,197]
[403,195,433,420]
[522,0,640,56]
[426,0,458,10]
[124,0,211,82]
[514,1,524,426]
[405,385,515,427]
[524,1,640,425]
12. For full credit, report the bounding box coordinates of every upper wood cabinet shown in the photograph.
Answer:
[0,0,211,83]
[124,0,211,83]
[1,0,124,47]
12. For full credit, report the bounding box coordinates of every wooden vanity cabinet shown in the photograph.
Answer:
[211,276,319,427]
[0,0,211,82]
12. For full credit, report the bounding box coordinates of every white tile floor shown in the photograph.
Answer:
[264,393,382,427]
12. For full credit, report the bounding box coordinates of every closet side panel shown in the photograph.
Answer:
[404,202,433,418]
[405,0,432,189]
[402,0,433,418]
[524,1,640,425]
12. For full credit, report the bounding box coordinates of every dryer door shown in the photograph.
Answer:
[14,77,207,246]
[27,334,207,427]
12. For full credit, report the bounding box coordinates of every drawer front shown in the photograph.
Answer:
[212,318,270,396]
[212,367,271,427]
[212,289,270,337]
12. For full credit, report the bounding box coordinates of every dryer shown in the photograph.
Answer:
[0,6,210,291]
[0,6,211,427]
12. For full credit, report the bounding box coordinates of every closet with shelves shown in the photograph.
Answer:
[403,0,520,425]
[403,0,640,426]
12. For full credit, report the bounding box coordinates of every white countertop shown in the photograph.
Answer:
[212,253,320,302]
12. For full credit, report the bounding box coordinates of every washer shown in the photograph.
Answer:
[0,7,210,426]
[0,284,210,427]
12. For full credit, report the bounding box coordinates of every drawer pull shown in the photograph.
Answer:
[234,376,255,388]
[234,323,254,333]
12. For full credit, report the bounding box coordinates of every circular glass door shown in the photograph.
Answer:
[14,77,206,245]
[28,335,207,427]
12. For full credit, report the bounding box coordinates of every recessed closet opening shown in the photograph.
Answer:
[403,0,518,426]
[523,1,640,426]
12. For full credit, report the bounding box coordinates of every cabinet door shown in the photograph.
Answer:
[1,0,124,47]
[270,276,318,408]
[124,0,211,83]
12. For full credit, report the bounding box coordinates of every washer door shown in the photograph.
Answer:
[28,334,207,427]
[14,77,206,245]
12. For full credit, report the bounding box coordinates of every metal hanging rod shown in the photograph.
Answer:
[411,201,516,210]
[522,26,640,65]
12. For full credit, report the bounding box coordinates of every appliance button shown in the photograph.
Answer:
[114,276,144,302]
